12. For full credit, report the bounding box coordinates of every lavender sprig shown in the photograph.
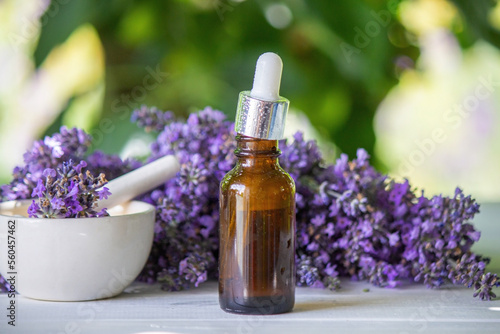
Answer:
[0,127,139,202]
[28,160,111,218]
[131,105,175,133]
[0,127,91,201]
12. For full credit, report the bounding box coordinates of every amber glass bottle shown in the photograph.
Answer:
[219,135,296,314]
[219,52,294,314]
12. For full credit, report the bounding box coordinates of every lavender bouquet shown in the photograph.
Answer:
[0,107,498,300]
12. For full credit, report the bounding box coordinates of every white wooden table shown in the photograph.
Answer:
[1,204,499,334]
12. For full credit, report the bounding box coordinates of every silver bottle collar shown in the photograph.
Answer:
[234,91,289,140]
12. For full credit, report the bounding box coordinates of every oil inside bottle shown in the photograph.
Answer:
[219,207,295,314]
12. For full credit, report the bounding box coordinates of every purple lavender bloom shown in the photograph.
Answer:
[27,200,40,217]
[28,159,111,219]
[74,161,88,174]
[43,168,57,178]
[50,197,65,210]
[98,187,111,200]
[296,255,320,287]
[31,179,46,198]
[388,232,400,246]
[0,126,115,202]
[131,105,175,133]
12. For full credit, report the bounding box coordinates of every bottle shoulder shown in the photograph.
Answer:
[220,164,295,193]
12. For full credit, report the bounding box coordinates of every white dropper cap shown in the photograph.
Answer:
[234,52,290,140]
[250,52,283,101]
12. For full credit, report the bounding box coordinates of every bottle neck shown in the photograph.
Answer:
[235,134,281,169]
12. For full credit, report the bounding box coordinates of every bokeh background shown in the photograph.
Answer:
[1,0,500,201]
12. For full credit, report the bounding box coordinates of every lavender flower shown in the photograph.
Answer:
[296,255,320,286]
[0,126,137,202]
[0,127,91,201]
[28,160,110,218]
[131,105,175,132]
[157,250,216,291]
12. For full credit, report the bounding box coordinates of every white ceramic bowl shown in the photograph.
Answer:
[0,200,155,301]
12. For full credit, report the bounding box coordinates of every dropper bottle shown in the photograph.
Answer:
[219,52,296,314]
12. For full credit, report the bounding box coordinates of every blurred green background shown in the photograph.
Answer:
[1,0,500,201]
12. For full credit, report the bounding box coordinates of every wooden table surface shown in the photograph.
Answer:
[1,204,499,334]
